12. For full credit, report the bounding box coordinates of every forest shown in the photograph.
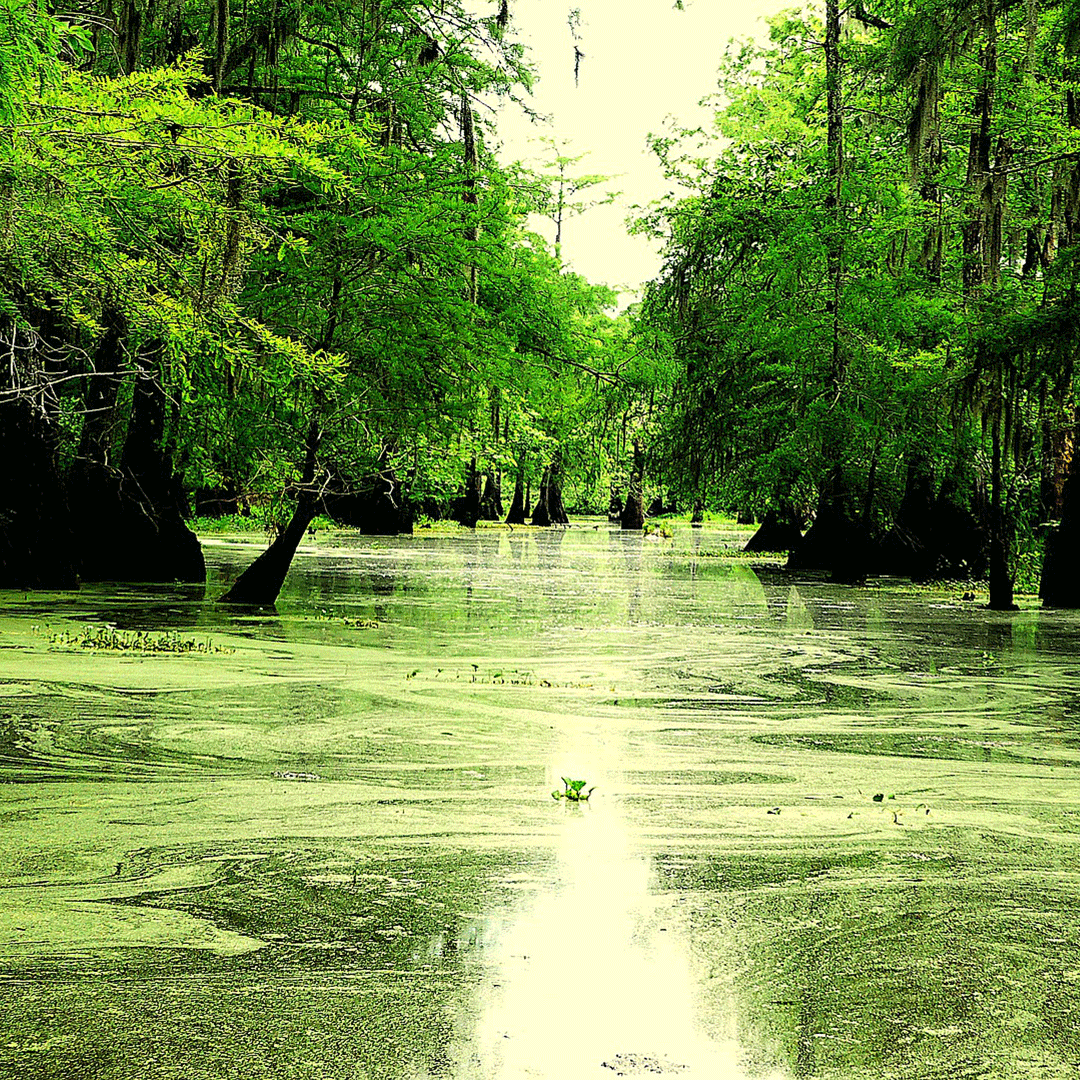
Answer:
[2,0,1079,610]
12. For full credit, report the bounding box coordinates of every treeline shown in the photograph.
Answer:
[0,0,659,597]
[636,0,1080,608]
[7,0,1080,610]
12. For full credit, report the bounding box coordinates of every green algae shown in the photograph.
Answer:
[2,522,1080,1077]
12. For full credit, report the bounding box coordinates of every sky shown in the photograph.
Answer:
[492,0,790,304]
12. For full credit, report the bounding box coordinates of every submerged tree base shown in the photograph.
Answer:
[220,422,321,605]
[787,503,871,584]
[745,509,803,554]
[323,470,413,535]
[1039,524,1080,607]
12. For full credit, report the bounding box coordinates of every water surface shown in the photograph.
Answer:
[2,522,1080,1078]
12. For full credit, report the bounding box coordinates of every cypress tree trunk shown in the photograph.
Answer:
[964,2,1015,610]
[987,381,1017,609]
[787,482,863,579]
[963,4,993,293]
[531,467,551,525]
[119,0,143,74]
[1041,51,1080,605]
[219,421,321,605]
[911,54,945,282]
[76,301,125,466]
[505,469,527,525]
[810,0,855,569]
[0,400,79,588]
[824,0,844,390]
[620,440,645,530]
[479,468,503,519]
[1040,406,1080,606]
[321,465,413,534]
[745,506,803,553]
[212,0,230,91]
[461,94,479,303]
[453,457,482,527]
[546,460,569,524]
[67,304,125,573]
[532,457,569,526]
[883,457,935,577]
[75,342,205,584]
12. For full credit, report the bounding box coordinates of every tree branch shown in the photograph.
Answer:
[846,1,892,30]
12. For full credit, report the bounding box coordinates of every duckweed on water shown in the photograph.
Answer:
[42,625,232,655]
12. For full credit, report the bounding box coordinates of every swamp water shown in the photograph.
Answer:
[2,521,1080,1079]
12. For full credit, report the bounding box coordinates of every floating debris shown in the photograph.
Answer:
[43,625,231,654]
[601,1052,688,1075]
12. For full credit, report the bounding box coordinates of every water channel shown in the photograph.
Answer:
[2,520,1080,1079]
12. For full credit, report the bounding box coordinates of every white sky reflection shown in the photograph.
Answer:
[459,710,786,1079]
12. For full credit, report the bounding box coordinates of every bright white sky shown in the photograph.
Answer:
[492,0,789,304]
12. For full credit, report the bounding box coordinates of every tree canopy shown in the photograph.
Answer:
[635,0,1080,605]
[3,0,1079,608]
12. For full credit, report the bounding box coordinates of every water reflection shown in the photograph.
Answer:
[466,800,760,1079]
[608,529,645,624]
[459,700,777,1080]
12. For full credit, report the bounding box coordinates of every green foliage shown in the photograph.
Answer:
[0,0,60,126]
[643,521,673,539]
[188,512,336,534]
[634,0,1080,592]
[2,53,363,500]
[551,777,594,802]
[0,0,651,558]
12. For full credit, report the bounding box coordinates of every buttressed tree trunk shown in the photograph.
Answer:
[532,457,569,526]
[545,458,569,524]
[0,398,79,588]
[505,468,526,525]
[219,420,321,605]
[453,458,482,527]
[479,468,503,519]
[1040,405,1080,606]
[530,467,551,525]
[75,341,205,584]
[620,440,645,530]
[786,463,874,583]
[745,505,802,553]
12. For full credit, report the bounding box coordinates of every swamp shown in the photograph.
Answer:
[2,521,1079,1078]
[6,0,1080,1073]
